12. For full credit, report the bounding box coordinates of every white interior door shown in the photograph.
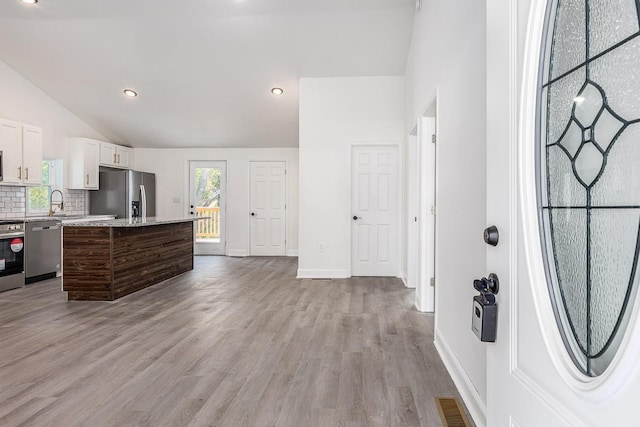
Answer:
[406,131,419,289]
[250,161,286,256]
[417,114,436,313]
[189,161,226,256]
[351,145,399,277]
[486,1,640,426]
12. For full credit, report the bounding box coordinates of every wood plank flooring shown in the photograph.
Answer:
[0,256,471,426]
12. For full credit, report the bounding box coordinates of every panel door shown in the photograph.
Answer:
[0,120,23,184]
[250,161,286,256]
[351,145,399,277]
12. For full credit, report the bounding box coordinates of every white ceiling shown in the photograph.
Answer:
[0,0,415,148]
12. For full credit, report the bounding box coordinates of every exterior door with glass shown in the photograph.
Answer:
[486,1,640,426]
[189,161,226,255]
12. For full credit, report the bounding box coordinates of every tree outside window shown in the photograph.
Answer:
[26,160,54,214]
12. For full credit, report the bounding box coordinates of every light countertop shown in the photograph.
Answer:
[62,216,202,228]
[23,215,116,223]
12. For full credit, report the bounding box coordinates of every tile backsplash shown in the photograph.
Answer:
[0,187,26,218]
[63,189,87,215]
[0,185,88,219]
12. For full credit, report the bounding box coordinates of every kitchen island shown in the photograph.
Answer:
[62,217,199,301]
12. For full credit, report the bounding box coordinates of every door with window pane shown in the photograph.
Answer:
[189,161,226,255]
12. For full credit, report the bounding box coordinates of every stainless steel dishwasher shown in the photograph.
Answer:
[25,219,62,284]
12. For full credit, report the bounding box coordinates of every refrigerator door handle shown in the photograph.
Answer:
[140,184,147,218]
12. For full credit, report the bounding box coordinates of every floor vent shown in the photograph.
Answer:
[435,397,470,427]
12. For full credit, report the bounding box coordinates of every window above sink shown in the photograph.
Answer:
[26,159,63,216]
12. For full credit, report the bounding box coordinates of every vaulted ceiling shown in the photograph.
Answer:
[0,0,415,148]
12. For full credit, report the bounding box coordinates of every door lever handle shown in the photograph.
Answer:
[352,215,362,220]
[473,273,499,295]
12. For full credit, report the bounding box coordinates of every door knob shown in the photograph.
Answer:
[352,215,362,220]
[251,212,256,216]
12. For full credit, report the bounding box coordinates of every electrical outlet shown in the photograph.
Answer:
[319,242,326,252]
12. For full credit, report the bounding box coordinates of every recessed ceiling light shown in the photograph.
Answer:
[271,87,284,96]
[22,0,38,4]
[123,89,138,98]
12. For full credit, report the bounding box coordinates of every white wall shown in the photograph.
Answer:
[298,76,405,278]
[134,148,298,257]
[404,1,488,424]
[0,60,106,160]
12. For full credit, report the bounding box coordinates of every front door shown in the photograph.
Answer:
[249,161,286,256]
[487,1,640,425]
[189,161,226,255]
[351,145,399,277]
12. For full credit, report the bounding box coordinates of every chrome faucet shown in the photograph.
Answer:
[49,190,64,216]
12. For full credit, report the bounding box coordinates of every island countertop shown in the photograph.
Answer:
[61,216,202,227]
[24,215,116,223]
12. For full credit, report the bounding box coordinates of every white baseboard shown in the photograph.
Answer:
[227,249,248,257]
[415,290,434,313]
[434,329,487,427]
[401,271,417,289]
[287,249,299,257]
[296,269,350,279]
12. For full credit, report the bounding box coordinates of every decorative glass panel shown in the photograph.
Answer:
[537,0,640,376]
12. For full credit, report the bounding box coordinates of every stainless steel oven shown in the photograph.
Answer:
[0,221,25,293]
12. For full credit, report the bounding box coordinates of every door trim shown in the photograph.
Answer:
[348,142,402,277]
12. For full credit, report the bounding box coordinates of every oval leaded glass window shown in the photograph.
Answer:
[537,0,640,376]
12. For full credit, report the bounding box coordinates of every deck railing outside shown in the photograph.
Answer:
[196,207,220,239]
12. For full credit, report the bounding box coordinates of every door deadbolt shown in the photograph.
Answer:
[483,225,499,246]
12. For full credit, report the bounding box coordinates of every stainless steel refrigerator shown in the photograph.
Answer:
[89,169,156,219]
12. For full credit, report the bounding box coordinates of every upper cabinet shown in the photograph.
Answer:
[22,125,43,185]
[0,119,43,186]
[99,142,133,169]
[67,138,100,190]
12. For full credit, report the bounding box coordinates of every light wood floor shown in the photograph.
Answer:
[0,256,470,427]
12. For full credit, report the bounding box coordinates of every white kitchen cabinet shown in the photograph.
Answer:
[115,145,132,168]
[68,138,100,190]
[99,142,133,169]
[22,125,43,185]
[0,119,43,186]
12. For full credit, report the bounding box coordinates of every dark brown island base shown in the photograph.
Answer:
[62,217,200,301]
